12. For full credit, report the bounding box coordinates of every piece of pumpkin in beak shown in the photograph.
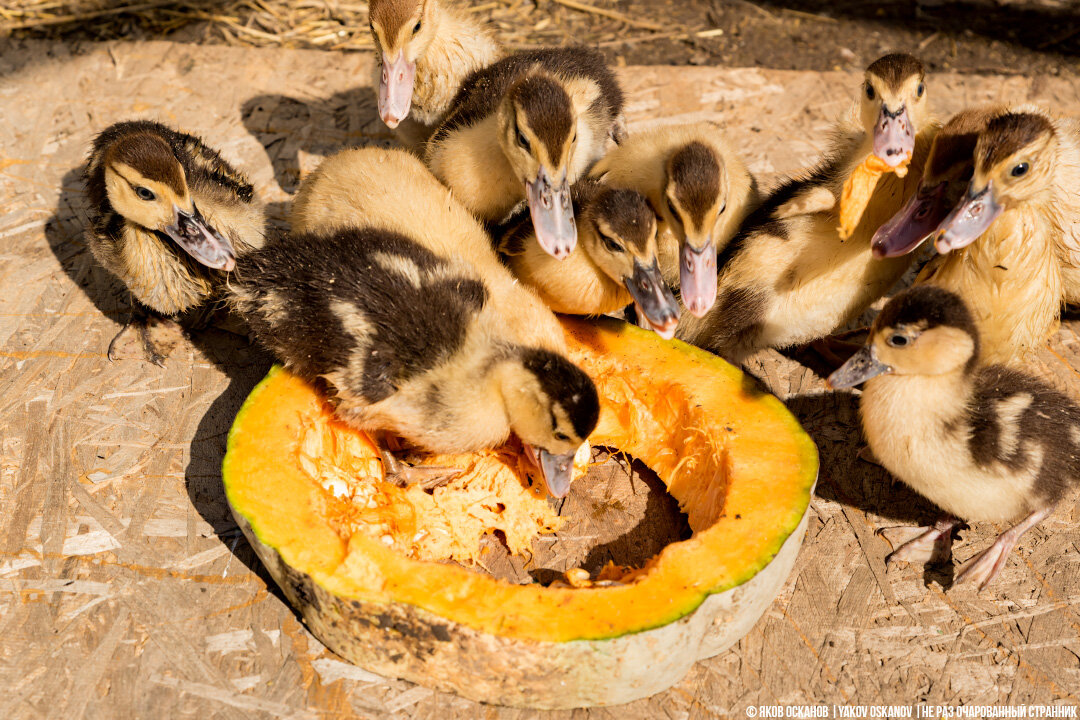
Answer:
[679,237,717,317]
[827,345,892,389]
[871,181,949,258]
[164,204,236,271]
[873,104,915,170]
[933,181,1003,254]
[526,166,577,259]
[626,258,680,340]
[378,51,416,128]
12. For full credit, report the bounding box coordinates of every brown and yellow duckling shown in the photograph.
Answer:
[497,177,680,338]
[235,147,598,498]
[589,121,758,318]
[425,47,624,259]
[85,119,266,364]
[675,53,936,365]
[829,286,1080,589]
[368,0,501,147]
[873,107,1062,364]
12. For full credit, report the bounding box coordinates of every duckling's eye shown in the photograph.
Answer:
[517,128,531,152]
[865,83,875,101]
[601,234,624,253]
[135,186,156,201]
[665,198,679,222]
[553,431,570,442]
[886,334,909,348]
[916,82,925,98]
[1011,162,1030,178]
[413,20,422,34]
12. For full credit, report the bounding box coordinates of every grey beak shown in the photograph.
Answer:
[871,181,949,258]
[827,345,892,389]
[163,204,236,271]
[679,238,718,317]
[625,258,680,340]
[933,181,1003,254]
[873,104,915,168]
[539,448,575,498]
[525,166,577,260]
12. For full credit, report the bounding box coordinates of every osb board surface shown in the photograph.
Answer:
[3,38,1080,719]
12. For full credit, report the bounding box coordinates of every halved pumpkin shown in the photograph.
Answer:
[223,316,818,708]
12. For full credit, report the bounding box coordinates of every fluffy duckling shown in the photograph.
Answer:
[675,54,936,365]
[368,0,501,146]
[588,121,758,317]
[235,147,599,498]
[828,286,1080,589]
[425,47,625,259]
[85,120,266,363]
[874,108,1062,364]
[497,177,680,338]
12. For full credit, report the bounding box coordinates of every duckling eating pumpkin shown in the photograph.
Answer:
[829,285,1080,589]
[497,177,680,338]
[589,121,758,318]
[235,147,599,498]
[425,47,625,259]
[85,120,266,364]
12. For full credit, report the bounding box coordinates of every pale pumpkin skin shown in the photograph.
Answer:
[223,317,817,708]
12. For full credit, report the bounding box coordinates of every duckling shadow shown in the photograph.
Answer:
[241,88,392,196]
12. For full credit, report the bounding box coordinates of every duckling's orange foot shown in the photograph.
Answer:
[956,506,1052,590]
[881,517,959,567]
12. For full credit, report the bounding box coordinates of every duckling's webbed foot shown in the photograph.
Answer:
[377,444,462,491]
[107,306,183,367]
[956,506,1052,590]
[881,516,959,567]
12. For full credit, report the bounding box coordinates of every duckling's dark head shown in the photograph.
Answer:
[502,348,599,498]
[663,141,725,317]
[860,53,929,169]
[101,129,236,271]
[581,185,679,339]
[500,71,578,260]
[872,106,991,259]
[828,286,980,389]
[933,110,1056,254]
[369,0,437,128]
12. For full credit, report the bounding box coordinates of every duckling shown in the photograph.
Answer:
[497,177,680,338]
[874,107,1062,365]
[675,54,936,365]
[425,47,625,259]
[828,285,1080,589]
[588,121,758,317]
[85,120,266,364]
[235,147,599,498]
[368,0,501,147]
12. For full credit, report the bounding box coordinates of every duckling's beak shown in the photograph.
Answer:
[626,258,680,340]
[871,181,949,258]
[164,205,236,271]
[679,238,717,317]
[933,181,1003,254]
[378,51,416,128]
[525,167,576,259]
[827,345,892,389]
[873,104,915,168]
[523,443,574,498]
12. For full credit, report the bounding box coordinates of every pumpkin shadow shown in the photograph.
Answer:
[240,88,393,197]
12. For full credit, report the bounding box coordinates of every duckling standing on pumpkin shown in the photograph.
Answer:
[425,47,625,259]
[674,54,936,365]
[233,147,599,498]
[85,120,266,364]
[368,0,501,149]
[588,121,758,317]
[873,108,1063,365]
[828,286,1080,589]
[496,177,680,338]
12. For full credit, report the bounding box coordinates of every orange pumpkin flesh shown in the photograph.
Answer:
[224,316,817,645]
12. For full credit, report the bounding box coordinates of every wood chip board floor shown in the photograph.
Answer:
[2,38,1080,718]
